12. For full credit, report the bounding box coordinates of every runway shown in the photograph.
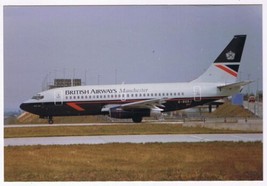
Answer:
[4,133,262,146]
[3,121,182,128]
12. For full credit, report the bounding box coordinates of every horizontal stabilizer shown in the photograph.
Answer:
[217,80,253,91]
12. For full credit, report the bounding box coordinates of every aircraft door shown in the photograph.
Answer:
[193,86,201,102]
[54,90,63,106]
[121,93,126,102]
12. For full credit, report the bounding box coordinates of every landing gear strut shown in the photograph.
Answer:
[48,116,54,124]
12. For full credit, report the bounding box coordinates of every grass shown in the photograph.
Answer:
[4,124,256,138]
[15,114,108,124]
[206,101,254,117]
[4,142,263,181]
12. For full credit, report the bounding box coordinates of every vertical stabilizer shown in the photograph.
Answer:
[192,35,246,84]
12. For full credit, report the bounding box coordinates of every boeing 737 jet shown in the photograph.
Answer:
[20,35,250,124]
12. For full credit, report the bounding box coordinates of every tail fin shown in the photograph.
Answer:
[192,35,246,83]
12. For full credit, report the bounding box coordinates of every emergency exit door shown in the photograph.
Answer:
[54,90,63,105]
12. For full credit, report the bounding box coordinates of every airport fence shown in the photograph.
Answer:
[162,115,262,124]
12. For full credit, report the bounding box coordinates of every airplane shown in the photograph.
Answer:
[20,35,250,124]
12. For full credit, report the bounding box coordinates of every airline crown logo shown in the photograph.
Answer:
[226,51,235,60]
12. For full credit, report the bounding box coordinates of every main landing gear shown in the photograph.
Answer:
[132,115,143,123]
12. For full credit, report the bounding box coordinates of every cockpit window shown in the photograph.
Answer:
[32,94,44,100]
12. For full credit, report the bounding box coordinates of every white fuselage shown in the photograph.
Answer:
[24,82,234,105]
[19,35,247,123]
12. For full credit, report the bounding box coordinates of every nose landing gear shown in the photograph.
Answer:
[39,115,54,124]
[48,116,54,124]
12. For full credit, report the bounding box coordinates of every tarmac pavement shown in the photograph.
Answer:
[4,133,262,147]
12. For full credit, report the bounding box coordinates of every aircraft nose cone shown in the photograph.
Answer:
[20,103,26,111]
[20,103,30,112]
[20,102,44,116]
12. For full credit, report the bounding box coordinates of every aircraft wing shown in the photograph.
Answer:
[101,98,166,113]
[120,98,166,110]
[217,80,253,91]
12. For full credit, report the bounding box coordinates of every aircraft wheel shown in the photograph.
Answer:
[132,115,142,123]
[48,116,54,124]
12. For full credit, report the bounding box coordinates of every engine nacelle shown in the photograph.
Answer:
[109,107,150,119]
[109,107,163,119]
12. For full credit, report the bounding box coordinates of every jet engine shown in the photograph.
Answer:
[109,107,150,119]
[108,106,163,121]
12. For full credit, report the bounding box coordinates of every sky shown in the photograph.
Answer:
[3,5,262,111]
